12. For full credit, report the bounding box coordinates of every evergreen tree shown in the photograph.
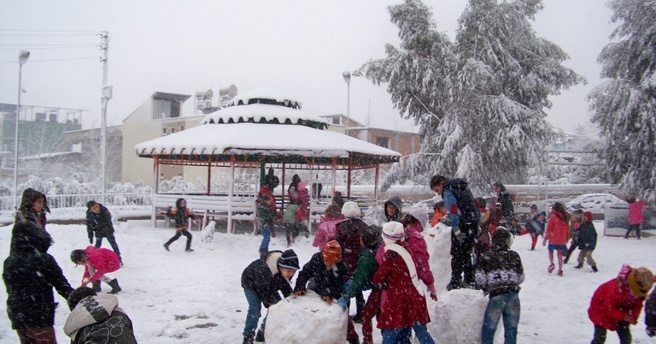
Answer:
[357,0,582,191]
[589,0,656,200]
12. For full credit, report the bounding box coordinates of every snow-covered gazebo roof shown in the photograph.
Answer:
[135,89,401,165]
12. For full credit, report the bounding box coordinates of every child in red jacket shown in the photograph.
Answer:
[588,265,654,343]
[543,202,570,276]
[70,246,122,294]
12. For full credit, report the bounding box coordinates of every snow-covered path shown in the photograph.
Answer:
[0,220,654,343]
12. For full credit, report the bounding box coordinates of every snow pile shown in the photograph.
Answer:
[428,225,452,294]
[266,290,347,344]
[429,288,502,344]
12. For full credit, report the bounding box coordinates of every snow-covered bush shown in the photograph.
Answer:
[266,290,347,344]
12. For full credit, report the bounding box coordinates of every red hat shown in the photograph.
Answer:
[583,211,593,222]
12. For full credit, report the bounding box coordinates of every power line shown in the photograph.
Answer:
[0,45,97,51]
[0,43,98,47]
[0,57,98,64]
[0,28,100,34]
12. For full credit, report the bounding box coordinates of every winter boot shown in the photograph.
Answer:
[243,335,254,344]
[91,281,101,293]
[255,329,265,342]
[163,243,170,251]
[592,265,598,273]
[185,248,194,252]
[108,279,122,294]
[557,270,563,277]
[347,337,360,344]
[574,263,583,269]
[446,280,461,291]
[547,264,555,273]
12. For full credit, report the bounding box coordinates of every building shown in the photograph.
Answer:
[62,125,123,183]
[319,114,421,157]
[0,103,83,180]
[121,92,205,184]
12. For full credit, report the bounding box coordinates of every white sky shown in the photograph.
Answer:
[0,0,614,133]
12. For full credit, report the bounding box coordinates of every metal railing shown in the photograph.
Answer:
[0,193,152,211]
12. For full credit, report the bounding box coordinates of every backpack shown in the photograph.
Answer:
[444,178,480,226]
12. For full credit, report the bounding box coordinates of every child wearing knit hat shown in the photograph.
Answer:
[373,221,434,344]
[588,265,654,343]
[240,249,300,344]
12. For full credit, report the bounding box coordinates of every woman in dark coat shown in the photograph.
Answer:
[3,220,73,343]
[11,188,52,254]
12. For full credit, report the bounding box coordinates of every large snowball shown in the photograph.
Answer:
[265,290,348,344]
[429,288,503,344]
[428,225,452,295]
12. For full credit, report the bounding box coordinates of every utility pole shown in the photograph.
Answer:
[100,31,112,204]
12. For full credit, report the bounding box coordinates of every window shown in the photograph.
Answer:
[153,98,181,119]
[332,117,340,125]
[162,127,167,135]
[376,137,389,148]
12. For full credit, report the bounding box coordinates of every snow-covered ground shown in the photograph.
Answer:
[0,220,654,343]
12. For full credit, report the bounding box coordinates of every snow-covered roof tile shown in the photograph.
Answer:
[135,122,400,159]
[201,103,325,126]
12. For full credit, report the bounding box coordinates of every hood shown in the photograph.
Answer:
[384,196,403,219]
[64,294,119,337]
[492,227,512,251]
[18,188,49,215]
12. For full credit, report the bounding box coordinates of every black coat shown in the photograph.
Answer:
[497,191,515,222]
[86,204,115,241]
[474,248,524,297]
[646,289,656,329]
[241,251,293,308]
[335,218,367,276]
[64,295,137,344]
[577,222,597,251]
[10,214,53,255]
[294,252,348,299]
[3,222,73,329]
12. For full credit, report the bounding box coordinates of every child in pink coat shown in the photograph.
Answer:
[626,197,647,239]
[313,204,344,250]
[70,246,122,294]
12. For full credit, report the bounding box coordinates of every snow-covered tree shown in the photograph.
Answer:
[589,0,656,200]
[357,0,583,192]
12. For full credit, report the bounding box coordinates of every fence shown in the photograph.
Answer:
[0,193,152,211]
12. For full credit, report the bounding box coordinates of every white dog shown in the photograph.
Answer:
[201,220,216,242]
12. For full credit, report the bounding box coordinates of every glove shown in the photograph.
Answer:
[428,284,438,301]
[647,326,656,337]
[336,297,348,310]
[342,278,353,293]
[89,238,93,244]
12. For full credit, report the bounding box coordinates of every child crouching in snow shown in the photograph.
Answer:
[70,246,122,294]
[373,221,433,344]
[64,286,137,343]
[475,227,524,344]
[574,211,598,272]
[294,240,360,344]
[588,265,654,343]
[241,249,300,344]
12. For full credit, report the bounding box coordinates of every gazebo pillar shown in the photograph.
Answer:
[374,163,380,201]
[331,158,337,200]
[308,162,314,232]
[207,161,211,195]
[227,155,235,234]
[347,165,352,198]
[151,156,160,227]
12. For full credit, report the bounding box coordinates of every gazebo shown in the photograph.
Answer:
[134,89,401,232]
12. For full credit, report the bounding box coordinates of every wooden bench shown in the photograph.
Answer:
[151,194,256,232]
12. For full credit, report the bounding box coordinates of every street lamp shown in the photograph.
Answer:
[13,50,30,212]
[342,71,351,135]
